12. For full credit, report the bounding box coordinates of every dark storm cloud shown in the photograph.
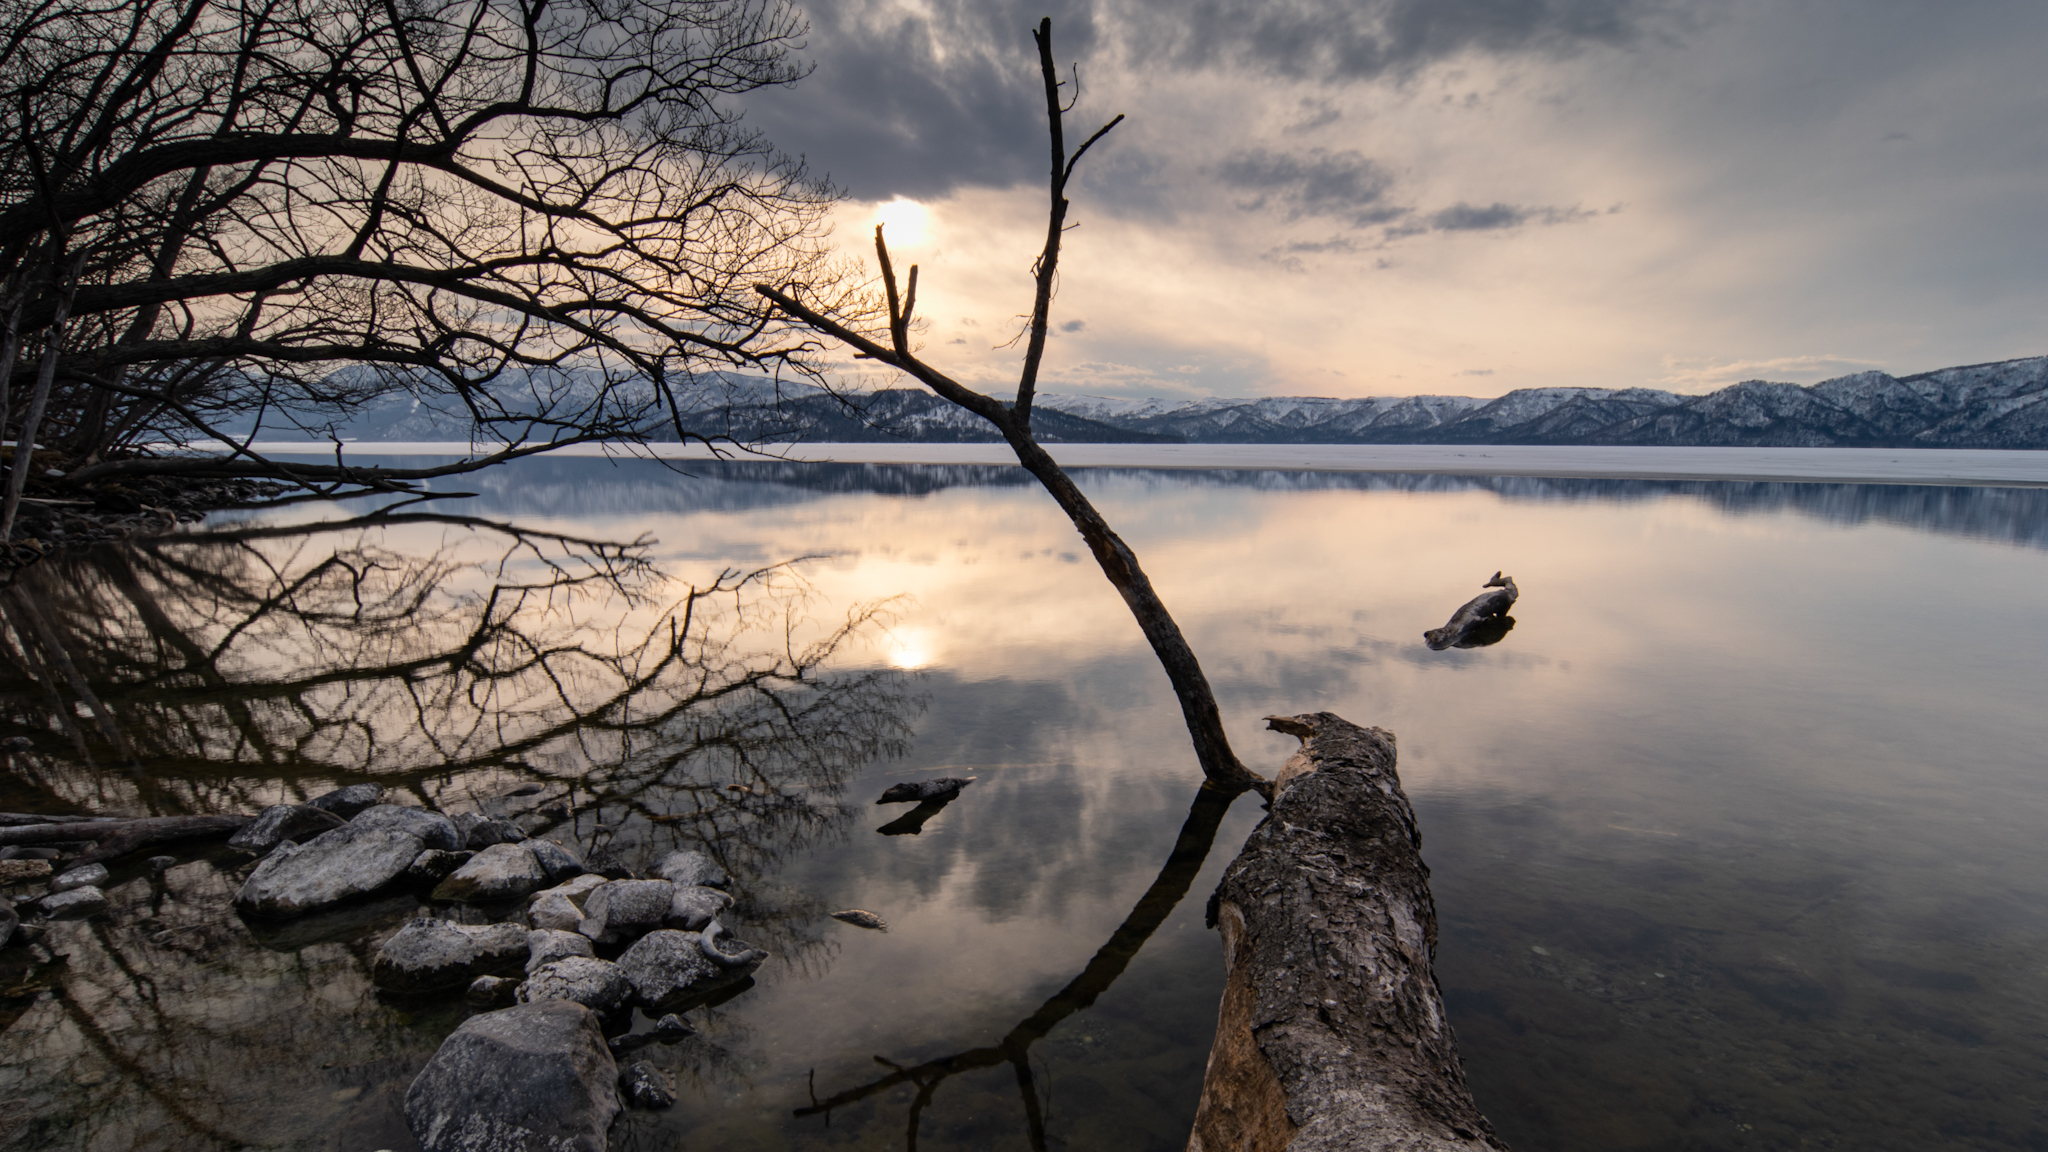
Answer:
[1215,148,1402,225]
[739,0,1680,200]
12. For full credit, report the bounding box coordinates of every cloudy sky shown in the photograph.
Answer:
[739,0,2048,402]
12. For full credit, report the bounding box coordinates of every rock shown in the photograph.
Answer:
[233,827,425,919]
[830,909,888,931]
[0,859,54,886]
[227,804,347,854]
[528,875,607,931]
[0,896,16,946]
[614,930,718,1011]
[525,839,583,884]
[526,928,595,973]
[466,975,520,1007]
[403,1000,618,1152]
[146,855,176,873]
[50,863,109,894]
[464,818,527,850]
[582,879,673,941]
[653,1013,693,1040]
[0,736,32,752]
[666,885,731,932]
[517,956,631,1014]
[41,885,110,919]
[619,1061,675,1109]
[348,805,462,852]
[431,842,548,904]
[582,846,634,880]
[372,918,530,993]
[650,849,727,889]
[877,777,975,804]
[306,783,385,819]
[402,849,473,886]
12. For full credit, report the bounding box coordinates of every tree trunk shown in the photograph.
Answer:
[1188,713,1505,1152]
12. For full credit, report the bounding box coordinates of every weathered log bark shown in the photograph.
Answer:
[0,814,252,864]
[1424,574,1519,651]
[1187,713,1505,1152]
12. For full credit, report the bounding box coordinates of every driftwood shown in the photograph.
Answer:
[1187,713,1505,1152]
[0,814,252,865]
[1424,573,1518,651]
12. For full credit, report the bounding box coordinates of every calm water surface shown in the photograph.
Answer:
[2,459,2046,1151]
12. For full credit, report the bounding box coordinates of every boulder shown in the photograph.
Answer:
[517,956,631,1014]
[41,885,110,919]
[372,918,530,993]
[49,863,109,893]
[526,929,595,973]
[0,859,53,885]
[431,843,548,904]
[233,827,425,919]
[466,975,519,1008]
[464,818,527,850]
[349,805,462,852]
[665,885,731,932]
[619,1061,675,1109]
[402,849,473,886]
[227,804,347,854]
[614,930,718,1011]
[525,839,583,884]
[651,849,728,889]
[581,879,672,941]
[404,1000,619,1152]
[528,875,606,932]
[307,784,386,819]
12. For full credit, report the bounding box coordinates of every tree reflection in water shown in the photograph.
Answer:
[0,514,920,1151]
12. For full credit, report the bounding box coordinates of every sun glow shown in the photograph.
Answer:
[872,198,931,249]
[884,627,938,670]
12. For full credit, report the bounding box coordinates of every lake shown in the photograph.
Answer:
[3,457,2047,1151]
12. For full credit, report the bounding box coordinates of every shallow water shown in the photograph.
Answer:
[3,458,2047,1151]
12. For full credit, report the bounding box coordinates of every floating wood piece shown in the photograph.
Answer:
[830,909,888,931]
[1424,572,1519,651]
[1187,713,1505,1152]
[0,814,253,865]
[876,777,974,804]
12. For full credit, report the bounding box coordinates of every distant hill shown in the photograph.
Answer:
[269,355,2048,449]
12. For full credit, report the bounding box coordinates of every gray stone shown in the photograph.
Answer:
[227,804,347,854]
[650,849,728,889]
[525,839,583,884]
[0,896,16,947]
[464,818,527,850]
[516,956,631,1014]
[582,846,634,880]
[349,805,462,852]
[372,918,530,993]
[307,783,386,819]
[402,849,473,886]
[466,975,520,1007]
[665,885,731,932]
[619,1061,675,1108]
[404,1000,618,1152]
[233,826,425,919]
[431,842,547,904]
[0,859,53,885]
[49,863,109,894]
[41,885,110,919]
[653,1013,693,1040]
[582,879,672,941]
[614,929,718,1011]
[526,928,595,974]
[527,875,605,931]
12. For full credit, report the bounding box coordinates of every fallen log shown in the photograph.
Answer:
[1187,713,1505,1152]
[0,815,253,865]
[1424,573,1518,651]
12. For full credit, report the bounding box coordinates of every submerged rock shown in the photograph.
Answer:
[307,784,385,820]
[41,885,109,919]
[877,777,975,804]
[666,885,731,932]
[526,928,595,973]
[614,930,718,1010]
[619,1061,675,1109]
[581,879,672,941]
[227,804,347,855]
[651,849,727,889]
[525,839,583,884]
[404,1000,618,1152]
[372,918,529,993]
[517,956,631,1013]
[349,805,462,853]
[233,827,425,919]
[50,863,109,894]
[431,842,547,904]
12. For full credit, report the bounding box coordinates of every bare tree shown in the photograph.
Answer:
[0,0,845,512]
[755,19,1266,794]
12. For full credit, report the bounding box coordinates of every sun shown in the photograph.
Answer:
[872,197,931,249]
